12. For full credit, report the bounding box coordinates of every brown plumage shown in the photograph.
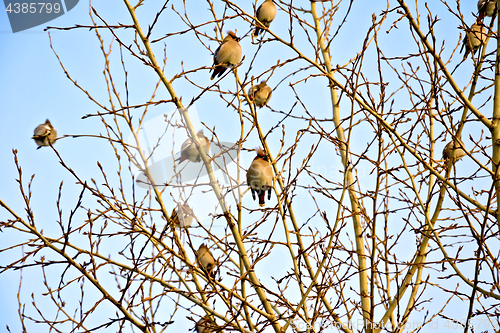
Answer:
[197,243,215,277]
[210,31,242,80]
[246,147,273,207]
[461,22,487,60]
[32,119,57,149]
[248,81,272,108]
[443,140,467,163]
[171,203,194,228]
[176,130,210,163]
[478,0,497,21]
[195,315,215,333]
[253,0,277,37]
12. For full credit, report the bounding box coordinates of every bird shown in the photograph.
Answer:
[461,22,487,60]
[210,31,242,80]
[175,130,210,163]
[253,0,277,37]
[171,203,195,228]
[246,147,274,207]
[442,140,467,163]
[197,243,215,277]
[32,119,57,149]
[195,315,214,333]
[248,81,272,108]
[158,203,194,239]
[478,0,497,21]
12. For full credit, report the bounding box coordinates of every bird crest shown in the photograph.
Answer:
[255,147,266,158]
[226,30,238,40]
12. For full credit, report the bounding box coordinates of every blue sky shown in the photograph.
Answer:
[0,1,496,332]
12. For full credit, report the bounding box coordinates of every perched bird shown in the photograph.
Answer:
[210,31,242,80]
[176,130,210,163]
[197,243,215,276]
[171,203,195,228]
[32,119,57,149]
[158,203,194,239]
[478,0,497,21]
[195,315,214,333]
[253,0,277,37]
[246,147,273,207]
[248,81,272,108]
[443,140,467,163]
[461,22,487,60]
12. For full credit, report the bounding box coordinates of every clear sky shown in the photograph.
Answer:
[0,1,493,332]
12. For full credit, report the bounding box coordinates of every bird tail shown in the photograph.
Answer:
[210,66,224,80]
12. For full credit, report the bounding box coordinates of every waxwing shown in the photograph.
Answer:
[478,0,497,20]
[253,0,277,37]
[248,81,272,108]
[461,22,487,59]
[32,119,57,149]
[197,243,215,276]
[176,130,210,163]
[246,147,273,207]
[195,315,215,333]
[443,140,467,162]
[171,203,194,228]
[210,31,242,80]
